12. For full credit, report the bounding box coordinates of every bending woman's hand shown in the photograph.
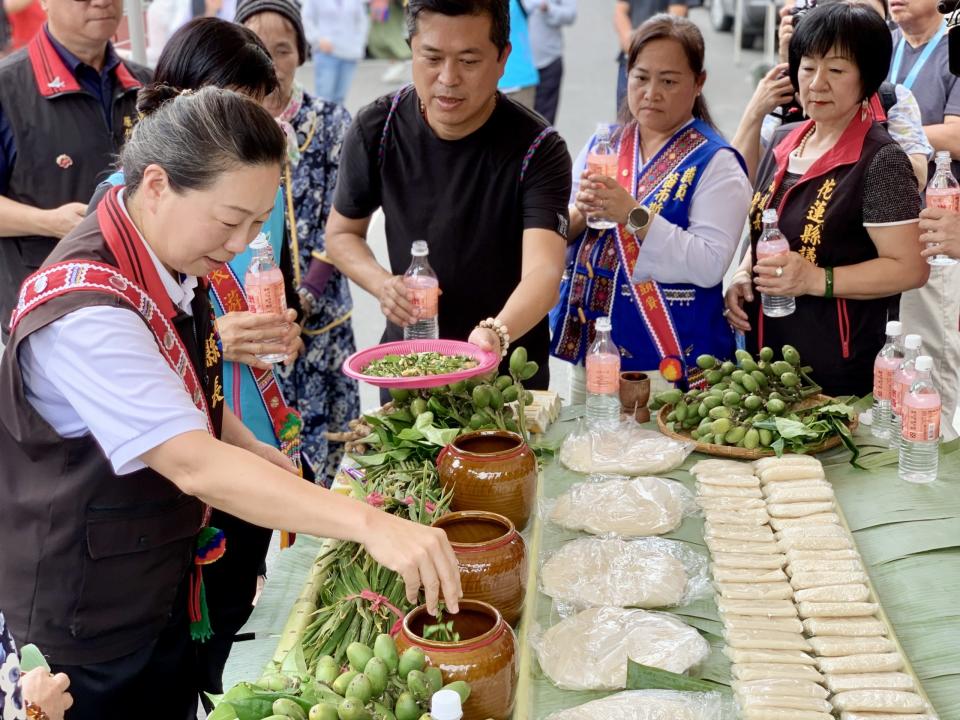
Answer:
[216,309,300,370]
[724,276,754,333]
[754,251,823,297]
[21,669,73,720]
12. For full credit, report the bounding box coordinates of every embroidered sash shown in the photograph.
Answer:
[207,262,303,466]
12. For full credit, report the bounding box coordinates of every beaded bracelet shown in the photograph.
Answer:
[478,317,510,358]
[26,703,50,720]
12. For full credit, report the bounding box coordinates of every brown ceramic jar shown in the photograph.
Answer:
[436,431,537,530]
[395,600,518,720]
[432,511,527,626]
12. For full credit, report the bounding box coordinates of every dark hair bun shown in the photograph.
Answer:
[136,83,183,117]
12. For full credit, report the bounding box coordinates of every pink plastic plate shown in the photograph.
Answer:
[342,339,500,389]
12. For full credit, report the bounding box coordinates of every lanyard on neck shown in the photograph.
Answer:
[889,21,947,90]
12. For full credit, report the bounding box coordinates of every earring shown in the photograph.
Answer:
[861,98,869,121]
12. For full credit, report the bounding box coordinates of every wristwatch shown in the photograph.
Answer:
[625,205,651,236]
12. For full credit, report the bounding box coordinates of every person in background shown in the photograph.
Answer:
[239,0,361,487]
[145,0,192,65]
[327,0,570,390]
[303,0,370,104]
[551,15,751,398]
[2,0,44,50]
[499,0,539,108]
[614,0,686,114]
[369,0,413,84]
[522,0,576,124]
[725,3,927,397]
[1,611,73,720]
[0,0,152,341]
[888,0,960,439]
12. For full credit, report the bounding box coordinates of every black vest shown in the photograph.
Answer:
[0,213,223,665]
[0,33,150,336]
[745,120,901,397]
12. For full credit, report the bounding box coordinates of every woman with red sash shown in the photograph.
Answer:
[0,87,460,720]
[550,15,751,395]
[724,3,928,396]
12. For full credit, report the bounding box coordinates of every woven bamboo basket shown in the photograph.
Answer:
[656,394,858,459]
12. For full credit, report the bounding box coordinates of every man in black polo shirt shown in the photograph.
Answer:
[326,0,571,388]
[0,0,150,339]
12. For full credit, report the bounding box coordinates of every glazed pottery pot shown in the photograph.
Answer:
[437,430,537,530]
[620,371,651,423]
[432,510,527,626]
[395,600,518,720]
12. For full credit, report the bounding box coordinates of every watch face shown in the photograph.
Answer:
[629,206,649,229]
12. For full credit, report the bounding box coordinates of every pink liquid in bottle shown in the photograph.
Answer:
[586,352,621,394]
[873,355,901,402]
[245,267,287,316]
[586,152,618,180]
[403,274,439,319]
[927,187,960,212]
[892,367,919,418]
[902,391,941,442]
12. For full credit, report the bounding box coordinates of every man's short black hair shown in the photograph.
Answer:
[405,0,510,56]
[788,2,892,100]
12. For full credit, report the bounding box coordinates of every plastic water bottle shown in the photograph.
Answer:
[430,689,463,720]
[585,317,621,426]
[871,321,903,441]
[926,151,959,267]
[586,123,618,231]
[898,356,941,484]
[244,233,288,364]
[403,240,439,340]
[890,333,922,451]
[755,209,796,317]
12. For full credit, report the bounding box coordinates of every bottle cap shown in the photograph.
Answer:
[595,122,611,137]
[595,316,612,332]
[411,240,429,257]
[430,689,463,720]
[935,150,952,162]
[916,355,933,372]
[886,321,903,336]
[250,232,269,250]
[904,334,922,350]
[761,209,778,224]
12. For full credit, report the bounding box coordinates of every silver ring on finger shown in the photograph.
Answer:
[775,266,784,278]
[722,308,731,317]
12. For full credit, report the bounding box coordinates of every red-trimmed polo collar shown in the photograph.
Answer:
[772,110,874,181]
[27,25,141,99]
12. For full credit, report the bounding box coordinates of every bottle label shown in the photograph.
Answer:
[902,403,941,442]
[926,190,959,212]
[586,355,620,394]
[410,286,439,319]
[873,366,894,400]
[587,152,618,179]
[892,379,907,415]
[247,277,287,315]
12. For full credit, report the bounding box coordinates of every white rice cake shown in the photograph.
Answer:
[705,523,774,542]
[707,538,782,555]
[740,696,833,713]
[696,473,761,487]
[691,458,756,475]
[734,679,829,699]
[725,629,811,650]
[778,524,848,539]
[762,478,831,492]
[832,690,925,713]
[788,560,866,576]
[699,483,763,498]
[742,711,832,720]
[723,614,804,633]
[758,465,827,483]
[712,566,788,584]
[779,536,853,552]
[718,598,798,618]
[768,502,835,518]
[771,514,840,530]
[804,618,888,637]
[713,552,787,569]
[788,548,860,563]
[799,601,879,619]
[826,672,916,692]
[704,508,770,525]
[766,486,836,504]
[795,585,871,603]
[699,497,767,511]
[724,647,817,665]
[754,455,823,471]
[790,571,869,589]
[732,663,825,683]
[810,636,895,657]
[841,714,937,720]
[818,653,904,674]
[717,582,794,600]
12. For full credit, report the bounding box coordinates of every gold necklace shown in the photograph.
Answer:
[796,126,815,158]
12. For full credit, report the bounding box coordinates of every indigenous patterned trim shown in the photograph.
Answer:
[519,126,557,184]
[378,84,416,166]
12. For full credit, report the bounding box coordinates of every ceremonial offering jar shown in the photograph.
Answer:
[437,431,537,530]
[396,600,518,720]
[431,511,527,626]
[620,371,651,423]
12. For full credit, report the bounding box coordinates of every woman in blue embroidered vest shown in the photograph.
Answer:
[724,3,927,396]
[239,0,361,488]
[550,15,752,399]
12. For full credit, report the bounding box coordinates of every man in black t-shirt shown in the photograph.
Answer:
[327,0,571,389]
